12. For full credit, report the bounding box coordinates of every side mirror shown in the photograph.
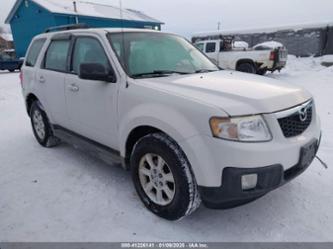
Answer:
[79,63,116,83]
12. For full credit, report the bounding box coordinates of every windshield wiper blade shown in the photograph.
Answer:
[195,69,219,73]
[132,70,190,78]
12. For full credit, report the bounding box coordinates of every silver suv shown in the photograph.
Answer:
[21,26,321,220]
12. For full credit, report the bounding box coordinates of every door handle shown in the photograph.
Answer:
[68,84,79,92]
[39,76,45,84]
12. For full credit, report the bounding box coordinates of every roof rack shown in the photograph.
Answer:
[45,24,89,33]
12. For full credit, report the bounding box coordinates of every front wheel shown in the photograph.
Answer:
[131,133,201,220]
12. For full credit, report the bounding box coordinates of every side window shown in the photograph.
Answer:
[44,40,70,72]
[26,39,46,67]
[195,43,204,52]
[71,37,110,74]
[206,42,216,53]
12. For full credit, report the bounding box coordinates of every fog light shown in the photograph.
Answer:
[241,174,258,190]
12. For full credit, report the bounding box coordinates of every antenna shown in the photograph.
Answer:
[119,0,124,23]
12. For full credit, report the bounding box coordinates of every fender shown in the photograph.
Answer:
[118,102,201,157]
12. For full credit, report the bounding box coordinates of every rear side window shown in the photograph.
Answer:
[44,40,70,72]
[71,37,110,74]
[206,42,216,53]
[26,39,46,67]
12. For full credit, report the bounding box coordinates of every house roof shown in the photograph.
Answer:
[5,0,163,24]
[0,33,14,41]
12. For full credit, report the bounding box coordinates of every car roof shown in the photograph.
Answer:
[33,28,162,40]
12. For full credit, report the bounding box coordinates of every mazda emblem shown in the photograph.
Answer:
[299,107,308,122]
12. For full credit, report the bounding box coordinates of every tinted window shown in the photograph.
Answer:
[206,42,216,53]
[72,37,110,74]
[26,39,46,67]
[44,40,70,72]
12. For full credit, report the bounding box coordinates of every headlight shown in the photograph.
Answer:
[209,115,272,142]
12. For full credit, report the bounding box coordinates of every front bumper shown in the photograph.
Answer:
[199,137,321,209]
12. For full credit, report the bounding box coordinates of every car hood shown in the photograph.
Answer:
[136,71,312,116]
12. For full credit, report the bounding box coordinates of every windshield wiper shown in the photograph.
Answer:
[194,69,219,74]
[132,70,190,78]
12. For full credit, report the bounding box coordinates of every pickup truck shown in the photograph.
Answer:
[0,52,23,72]
[21,27,321,220]
[193,36,288,75]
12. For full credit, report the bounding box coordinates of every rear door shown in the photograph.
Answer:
[22,38,47,103]
[35,35,71,127]
[64,35,119,149]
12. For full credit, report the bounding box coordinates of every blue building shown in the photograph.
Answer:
[5,0,163,58]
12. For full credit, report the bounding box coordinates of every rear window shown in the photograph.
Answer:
[206,42,216,53]
[44,40,70,72]
[25,39,46,67]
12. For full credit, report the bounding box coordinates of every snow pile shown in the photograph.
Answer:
[253,41,284,49]
[233,41,249,49]
[0,33,13,41]
[282,55,333,72]
[320,55,333,67]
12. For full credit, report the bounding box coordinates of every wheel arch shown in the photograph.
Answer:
[236,59,256,69]
[121,111,200,169]
[26,93,39,116]
[124,125,164,167]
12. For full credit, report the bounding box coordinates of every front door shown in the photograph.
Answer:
[65,36,119,149]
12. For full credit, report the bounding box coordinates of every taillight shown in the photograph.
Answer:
[19,71,23,87]
[269,51,276,61]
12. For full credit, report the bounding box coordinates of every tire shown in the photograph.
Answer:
[30,101,60,148]
[8,69,15,73]
[237,62,256,74]
[131,133,201,220]
[257,69,267,76]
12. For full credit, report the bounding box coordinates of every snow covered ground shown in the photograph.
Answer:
[0,56,332,242]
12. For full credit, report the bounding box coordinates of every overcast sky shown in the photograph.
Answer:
[1,0,333,37]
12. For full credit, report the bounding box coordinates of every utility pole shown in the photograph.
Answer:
[73,1,79,24]
[217,21,221,30]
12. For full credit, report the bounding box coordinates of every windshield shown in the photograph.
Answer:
[0,53,12,61]
[107,32,219,78]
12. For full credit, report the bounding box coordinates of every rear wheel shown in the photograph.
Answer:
[30,101,60,147]
[237,62,256,74]
[131,133,201,220]
[8,69,15,72]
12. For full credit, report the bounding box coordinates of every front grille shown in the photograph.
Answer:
[278,102,313,138]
